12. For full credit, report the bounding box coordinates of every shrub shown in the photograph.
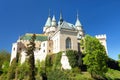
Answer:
[66,50,79,68]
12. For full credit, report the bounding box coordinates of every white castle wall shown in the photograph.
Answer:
[10,43,18,64]
[95,34,108,54]
[21,51,27,64]
[51,31,60,53]
[61,52,71,69]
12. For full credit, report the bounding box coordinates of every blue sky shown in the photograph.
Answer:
[0,0,120,60]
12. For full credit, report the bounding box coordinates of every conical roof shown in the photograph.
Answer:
[75,13,82,27]
[45,16,51,27]
[52,15,57,26]
[52,15,56,21]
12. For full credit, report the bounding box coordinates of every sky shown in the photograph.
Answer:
[0,0,120,60]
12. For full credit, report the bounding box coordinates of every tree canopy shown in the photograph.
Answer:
[82,35,108,79]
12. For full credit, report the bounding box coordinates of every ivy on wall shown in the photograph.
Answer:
[66,50,79,68]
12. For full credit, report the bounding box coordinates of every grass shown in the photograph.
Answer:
[106,68,120,79]
[69,69,120,80]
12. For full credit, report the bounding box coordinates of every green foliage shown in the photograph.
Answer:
[52,52,62,70]
[105,68,120,80]
[47,69,69,80]
[45,54,53,67]
[26,34,36,80]
[16,62,30,80]
[82,35,108,79]
[66,50,79,68]
[107,57,120,70]
[2,61,9,74]
[0,50,10,74]
[36,60,47,80]
[118,54,120,67]
[7,58,17,80]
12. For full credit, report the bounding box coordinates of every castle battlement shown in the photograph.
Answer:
[95,34,106,39]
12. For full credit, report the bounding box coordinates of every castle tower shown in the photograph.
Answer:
[75,13,84,39]
[51,15,57,27]
[43,12,51,33]
[58,12,64,25]
[95,34,108,54]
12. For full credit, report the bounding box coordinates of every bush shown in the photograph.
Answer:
[66,50,79,68]
[47,69,68,80]
[52,52,62,70]
[16,62,30,79]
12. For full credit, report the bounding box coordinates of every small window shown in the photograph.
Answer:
[49,50,51,53]
[49,43,51,47]
[43,50,45,53]
[13,48,15,51]
[19,48,21,51]
[43,43,45,47]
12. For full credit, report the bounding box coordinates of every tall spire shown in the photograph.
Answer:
[75,11,82,27]
[48,9,50,17]
[59,11,63,24]
[45,9,51,27]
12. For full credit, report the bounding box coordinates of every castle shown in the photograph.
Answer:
[10,12,108,66]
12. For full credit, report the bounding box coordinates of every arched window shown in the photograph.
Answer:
[66,37,71,49]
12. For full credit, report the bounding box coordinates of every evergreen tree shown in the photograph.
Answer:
[118,54,120,67]
[82,35,108,79]
[26,34,36,80]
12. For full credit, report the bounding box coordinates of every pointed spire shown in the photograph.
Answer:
[52,15,56,21]
[75,11,82,27]
[59,11,63,24]
[52,15,57,26]
[45,10,51,27]
[48,9,50,17]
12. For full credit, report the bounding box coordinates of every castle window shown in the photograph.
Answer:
[43,43,45,47]
[13,48,15,51]
[19,48,21,51]
[66,37,71,49]
[49,43,51,47]
[49,50,51,53]
[43,50,45,53]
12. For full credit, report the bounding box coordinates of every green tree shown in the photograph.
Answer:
[26,34,36,80]
[16,62,30,80]
[7,58,17,80]
[118,54,120,67]
[82,35,108,79]
[0,50,10,75]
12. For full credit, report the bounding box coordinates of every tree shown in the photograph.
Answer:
[0,50,10,75]
[26,34,36,80]
[82,35,108,79]
[118,54,120,67]
[7,58,17,80]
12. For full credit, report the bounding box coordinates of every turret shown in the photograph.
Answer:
[59,12,64,25]
[75,13,84,37]
[95,34,108,54]
[51,15,57,27]
[43,14,51,33]
[75,13,82,30]
[49,15,57,32]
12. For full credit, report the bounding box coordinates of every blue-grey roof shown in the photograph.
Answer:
[58,21,76,30]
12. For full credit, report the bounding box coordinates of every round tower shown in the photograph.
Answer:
[43,13,51,33]
[75,13,84,37]
[50,15,57,32]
